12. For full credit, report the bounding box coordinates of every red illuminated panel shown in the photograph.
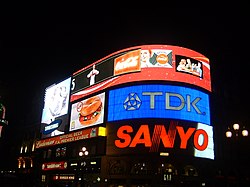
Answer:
[71,45,211,102]
[42,161,67,171]
[114,123,204,150]
[106,120,214,160]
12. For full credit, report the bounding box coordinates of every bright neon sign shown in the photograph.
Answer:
[115,124,208,151]
[107,122,214,160]
[108,84,210,125]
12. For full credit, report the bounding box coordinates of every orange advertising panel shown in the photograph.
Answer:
[113,49,141,76]
[35,127,99,149]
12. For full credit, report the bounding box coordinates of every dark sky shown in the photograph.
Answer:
[1,2,249,127]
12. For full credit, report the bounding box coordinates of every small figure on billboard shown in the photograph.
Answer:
[186,59,192,71]
[177,59,187,71]
[140,49,152,67]
[196,62,203,79]
[177,58,203,79]
[87,64,99,86]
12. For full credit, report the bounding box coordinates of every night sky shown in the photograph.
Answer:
[1,2,249,129]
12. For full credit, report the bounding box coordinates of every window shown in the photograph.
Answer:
[55,147,67,157]
[47,149,52,159]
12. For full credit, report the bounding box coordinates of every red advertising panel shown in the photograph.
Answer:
[106,120,214,160]
[42,161,67,171]
[71,45,211,102]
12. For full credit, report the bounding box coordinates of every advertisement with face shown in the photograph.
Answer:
[41,77,71,138]
[70,45,211,102]
[69,92,105,132]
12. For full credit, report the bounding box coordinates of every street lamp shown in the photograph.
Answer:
[79,146,89,157]
[225,123,248,186]
[225,123,248,138]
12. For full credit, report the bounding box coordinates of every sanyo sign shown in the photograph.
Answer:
[108,84,210,125]
[106,122,214,160]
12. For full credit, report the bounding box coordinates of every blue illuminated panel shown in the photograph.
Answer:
[108,84,210,125]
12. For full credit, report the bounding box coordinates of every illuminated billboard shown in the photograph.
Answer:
[35,126,106,149]
[108,84,210,125]
[71,45,211,101]
[69,92,105,132]
[106,120,214,160]
[42,161,68,171]
[70,49,141,95]
[41,77,71,138]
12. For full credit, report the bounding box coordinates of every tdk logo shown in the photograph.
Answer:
[124,92,203,114]
[142,92,204,115]
[123,93,142,110]
[108,84,210,125]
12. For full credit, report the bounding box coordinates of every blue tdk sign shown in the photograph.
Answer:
[108,84,210,125]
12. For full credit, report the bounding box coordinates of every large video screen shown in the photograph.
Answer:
[40,77,71,138]
[106,120,214,160]
[70,45,211,102]
[108,84,210,125]
[69,92,105,132]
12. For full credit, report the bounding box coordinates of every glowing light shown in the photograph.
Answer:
[242,129,248,137]
[84,151,89,155]
[98,127,106,136]
[160,152,169,156]
[226,130,232,138]
[233,123,239,131]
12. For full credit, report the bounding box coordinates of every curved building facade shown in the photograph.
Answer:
[35,45,213,187]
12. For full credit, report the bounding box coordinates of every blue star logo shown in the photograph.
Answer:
[123,93,141,111]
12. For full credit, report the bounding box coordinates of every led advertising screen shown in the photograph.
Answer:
[194,123,214,159]
[108,84,210,125]
[36,127,102,149]
[41,77,71,138]
[176,55,203,79]
[69,92,105,132]
[106,120,214,160]
[71,49,141,101]
[70,45,211,102]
